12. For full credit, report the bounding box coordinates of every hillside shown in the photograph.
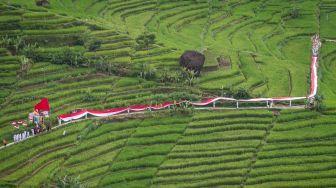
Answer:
[0,0,336,187]
[1,109,336,187]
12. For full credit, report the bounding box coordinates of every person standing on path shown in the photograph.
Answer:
[3,139,7,146]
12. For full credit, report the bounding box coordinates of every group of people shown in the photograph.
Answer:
[1,99,51,147]
[8,109,51,145]
[13,131,30,142]
[312,34,321,56]
[12,125,50,143]
[32,109,51,132]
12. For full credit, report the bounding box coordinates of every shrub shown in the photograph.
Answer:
[135,63,157,80]
[22,43,39,60]
[233,88,251,99]
[51,47,88,67]
[309,94,325,112]
[158,68,181,84]
[180,69,197,86]
[0,35,25,55]
[136,32,156,50]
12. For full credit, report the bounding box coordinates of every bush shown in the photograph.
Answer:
[180,69,197,86]
[233,88,251,99]
[22,43,39,60]
[136,32,156,50]
[135,63,157,80]
[308,94,325,112]
[158,68,181,84]
[51,47,88,67]
[0,35,25,55]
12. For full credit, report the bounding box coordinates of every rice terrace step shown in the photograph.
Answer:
[0,0,335,187]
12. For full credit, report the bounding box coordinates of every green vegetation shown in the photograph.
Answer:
[0,0,329,97]
[1,109,335,187]
[0,0,335,187]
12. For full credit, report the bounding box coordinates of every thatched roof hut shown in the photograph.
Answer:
[179,50,205,75]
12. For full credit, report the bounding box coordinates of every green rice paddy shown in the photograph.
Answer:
[0,0,336,187]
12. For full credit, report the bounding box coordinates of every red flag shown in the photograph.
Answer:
[34,98,50,111]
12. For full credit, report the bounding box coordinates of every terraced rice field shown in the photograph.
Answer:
[1,109,336,187]
[2,0,333,97]
[0,0,336,187]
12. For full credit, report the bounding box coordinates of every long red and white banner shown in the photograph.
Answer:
[58,56,318,122]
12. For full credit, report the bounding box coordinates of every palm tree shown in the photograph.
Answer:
[180,69,196,86]
[0,35,24,55]
[18,56,32,78]
[0,35,10,48]
[138,63,156,80]
[13,36,24,55]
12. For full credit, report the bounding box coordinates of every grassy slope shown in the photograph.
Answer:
[319,0,336,107]
[0,0,336,187]
[0,109,336,187]
[2,0,321,96]
[0,3,200,141]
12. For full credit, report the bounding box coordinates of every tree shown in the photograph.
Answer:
[13,36,24,55]
[159,67,170,83]
[180,69,196,86]
[137,63,156,80]
[18,56,32,78]
[136,32,156,50]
